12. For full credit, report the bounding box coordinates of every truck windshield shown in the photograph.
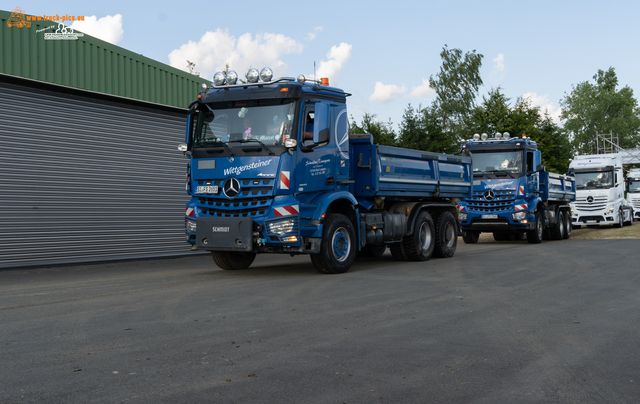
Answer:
[194,100,295,148]
[471,151,523,175]
[628,179,640,192]
[575,171,613,189]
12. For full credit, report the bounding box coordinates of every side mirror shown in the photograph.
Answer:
[313,102,331,144]
[536,164,545,172]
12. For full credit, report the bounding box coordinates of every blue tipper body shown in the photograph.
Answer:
[457,134,575,242]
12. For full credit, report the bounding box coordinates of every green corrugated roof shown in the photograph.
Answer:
[0,9,209,109]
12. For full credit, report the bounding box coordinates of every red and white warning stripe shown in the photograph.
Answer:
[186,207,194,217]
[519,185,525,195]
[274,205,299,217]
[280,171,290,190]
[515,204,527,211]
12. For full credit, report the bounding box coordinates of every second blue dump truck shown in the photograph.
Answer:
[179,68,472,274]
[457,133,575,244]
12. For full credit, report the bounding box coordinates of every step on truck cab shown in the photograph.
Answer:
[457,132,575,244]
[568,154,633,228]
[178,68,472,274]
[627,168,640,220]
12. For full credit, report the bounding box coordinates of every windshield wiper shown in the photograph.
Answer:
[486,169,514,178]
[198,140,234,156]
[230,138,275,155]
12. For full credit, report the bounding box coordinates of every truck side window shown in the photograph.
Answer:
[302,106,315,147]
[526,152,534,175]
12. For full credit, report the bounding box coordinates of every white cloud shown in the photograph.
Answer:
[522,92,562,124]
[69,14,123,44]
[409,78,435,98]
[168,29,303,79]
[369,82,406,103]
[493,53,505,72]
[312,43,352,85]
[307,26,323,41]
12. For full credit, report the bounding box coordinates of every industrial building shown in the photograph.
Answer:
[0,9,209,268]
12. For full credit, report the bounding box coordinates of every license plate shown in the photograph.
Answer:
[196,185,218,194]
[482,214,498,219]
[586,220,597,224]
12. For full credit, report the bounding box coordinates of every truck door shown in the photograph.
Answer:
[295,100,335,194]
[332,105,350,183]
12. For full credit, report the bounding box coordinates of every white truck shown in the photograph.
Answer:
[568,153,633,228]
[626,168,640,220]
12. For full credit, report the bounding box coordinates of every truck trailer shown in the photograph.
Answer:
[457,132,575,243]
[179,68,472,274]
[568,153,633,228]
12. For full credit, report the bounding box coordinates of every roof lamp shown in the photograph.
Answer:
[503,132,510,139]
[321,78,330,86]
[495,132,502,139]
[473,133,480,141]
[246,68,259,83]
[226,70,238,85]
[296,75,306,84]
[213,72,226,86]
[260,67,273,82]
[481,133,488,140]
[201,83,208,91]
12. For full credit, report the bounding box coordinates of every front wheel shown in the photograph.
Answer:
[462,230,480,244]
[311,214,356,274]
[563,210,571,239]
[211,251,256,270]
[526,211,543,244]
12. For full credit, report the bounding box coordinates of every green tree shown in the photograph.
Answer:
[350,113,396,146]
[429,45,484,140]
[396,104,456,154]
[560,67,640,154]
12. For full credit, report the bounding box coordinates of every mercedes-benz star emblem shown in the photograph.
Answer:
[587,196,594,203]
[484,190,496,201]
[223,178,240,198]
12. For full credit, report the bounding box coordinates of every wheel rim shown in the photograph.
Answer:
[444,221,455,248]
[419,222,432,251]
[332,227,351,262]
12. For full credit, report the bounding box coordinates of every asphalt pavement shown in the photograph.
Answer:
[1,238,639,403]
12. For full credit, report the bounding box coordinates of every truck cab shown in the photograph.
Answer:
[626,168,640,220]
[568,154,633,227]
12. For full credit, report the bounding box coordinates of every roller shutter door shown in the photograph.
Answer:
[0,80,196,268]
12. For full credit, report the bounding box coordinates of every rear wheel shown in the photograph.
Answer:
[310,214,356,274]
[462,230,480,244]
[527,211,543,244]
[563,210,571,239]
[614,209,624,228]
[402,210,435,261]
[433,211,457,258]
[550,211,565,240]
[389,243,407,261]
[211,251,256,270]
[359,244,387,257]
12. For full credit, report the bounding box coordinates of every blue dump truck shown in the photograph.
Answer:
[457,133,575,244]
[178,68,472,274]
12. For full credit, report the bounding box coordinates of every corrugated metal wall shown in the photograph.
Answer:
[0,9,209,110]
[0,79,196,268]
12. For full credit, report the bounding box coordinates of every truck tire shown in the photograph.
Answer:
[527,211,543,244]
[563,211,571,239]
[462,230,480,244]
[211,251,256,270]
[614,209,623,228]
[624,209,633,226]
[550,211,565,240]
[389,243,407,261]
[310,214,356,274]
[433,211,457,258]
[402,210,435,261]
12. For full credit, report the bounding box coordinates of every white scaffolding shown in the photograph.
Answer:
[596,133,640,164]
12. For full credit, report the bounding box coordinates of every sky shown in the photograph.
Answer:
[11,0,640,133]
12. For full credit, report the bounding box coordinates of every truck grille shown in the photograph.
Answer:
[196,177,274,217]
[630,198,640,210]
[574,195,607,211]
[466,189,516,213]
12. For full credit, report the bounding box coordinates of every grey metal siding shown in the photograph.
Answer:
[0,80,194,268]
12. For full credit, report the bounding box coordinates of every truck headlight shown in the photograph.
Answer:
[511,211,527,221]
[267,218,297,235]
[459,212,468,221]
[185,219,197,233]
[605,207,614,215]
